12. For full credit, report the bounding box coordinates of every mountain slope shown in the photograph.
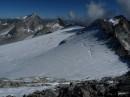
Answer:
[0,26,128,80]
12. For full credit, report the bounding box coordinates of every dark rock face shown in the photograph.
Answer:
[95,15,130,68]
[100,15,130,56]
[58,18,65,27]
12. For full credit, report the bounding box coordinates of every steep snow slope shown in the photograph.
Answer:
[0,26,128,80]
[0,25,15,36]
[0,26,82,61]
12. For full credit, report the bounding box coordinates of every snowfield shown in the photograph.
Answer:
[0,26,128,80]
[0,86,49,97]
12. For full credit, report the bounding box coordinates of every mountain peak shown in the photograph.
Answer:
[30,12,38,18]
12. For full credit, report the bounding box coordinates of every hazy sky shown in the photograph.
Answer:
[0,0,125,18]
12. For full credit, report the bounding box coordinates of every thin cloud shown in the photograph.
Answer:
[68,11,76,20]
[86,1,106,22]
[117,0,130,16]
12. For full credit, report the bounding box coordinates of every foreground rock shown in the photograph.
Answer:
[6,72,128,97]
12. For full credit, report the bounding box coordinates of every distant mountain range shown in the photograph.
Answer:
[0,13,64,45]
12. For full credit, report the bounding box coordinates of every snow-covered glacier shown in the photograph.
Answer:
[0,26,128,80]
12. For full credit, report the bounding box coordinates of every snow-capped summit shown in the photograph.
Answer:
[22,16,28,20]
[23,13,43,30]
[108,18,119,26]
